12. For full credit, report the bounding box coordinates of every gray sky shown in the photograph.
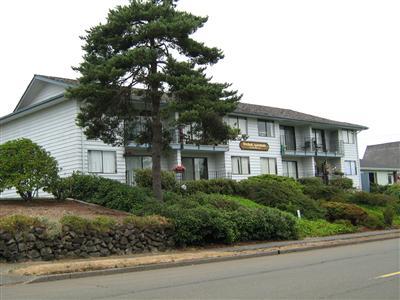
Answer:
[1,0,399,157]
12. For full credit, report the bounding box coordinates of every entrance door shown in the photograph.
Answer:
[182,157,208,180]
[280,126,296,150]
[312,129,326,152]
[282,160,298,179]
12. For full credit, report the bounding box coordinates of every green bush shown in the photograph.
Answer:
[134,169,178,191]
[238,175,325,219]
[123,215,172,229]
[297,219,356,238]
[0,215,44,233]
[181,178,240,195]
[48,173,152,213]
[298,177,344,201]
[349,191,398,207]
[147,192,298,246]
[370,183,389,194]
[385,184,400,200]
[0,138,60,201]
[322,202,368,225]
[329,177,353,190]
[362,214,385,229]
[60,215,119,233]
[383,207,395,226]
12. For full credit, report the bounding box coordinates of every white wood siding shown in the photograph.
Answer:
[341,130,362,189]
[17,81,65,110]
[0,99,82,198]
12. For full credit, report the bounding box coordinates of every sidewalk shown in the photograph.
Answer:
[1,229,399,286]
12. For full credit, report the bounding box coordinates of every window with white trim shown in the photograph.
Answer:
[344,160,357,175]
[88,150,117,173]
[228,116,248,135]
[231,156,250,175]
[258,120,275,137]
[343,130,355,144]
[260,157,277,175]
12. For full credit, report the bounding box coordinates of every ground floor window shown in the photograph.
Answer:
[344,160,357,175]
[126,156,152,171]
[388,173,393,184]
[282,160,298,179]
[260,157,277,175]
[88,150,117,173]
[182,157,208,180]
[232,156,250,175]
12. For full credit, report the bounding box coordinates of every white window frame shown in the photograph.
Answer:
[343,130,355,144]
[258,119,275,137]
[228,116,248,135]
[344,160,357,175]
[231,156,250,175]
[260,157,277,175]
[88,150,117,174]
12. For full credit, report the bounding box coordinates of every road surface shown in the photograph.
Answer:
[2,238,399,299]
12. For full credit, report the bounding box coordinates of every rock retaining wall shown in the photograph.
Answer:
[0,224,174,262]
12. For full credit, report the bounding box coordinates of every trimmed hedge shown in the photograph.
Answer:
[321,202,368,225]
[329,177,353,190]
[47,173,152,213]
[385,184,400,200]
[298,177,345,201]
[180,178,240,195]
[144,192,299,246]
[134,169,178,191]
[349,191,398,207]
[238,175,325,219]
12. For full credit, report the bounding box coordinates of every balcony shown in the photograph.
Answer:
[281,137,344,157]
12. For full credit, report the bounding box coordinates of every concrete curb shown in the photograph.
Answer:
[24,230,399,285]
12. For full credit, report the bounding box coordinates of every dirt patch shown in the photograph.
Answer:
[0,199,130,222]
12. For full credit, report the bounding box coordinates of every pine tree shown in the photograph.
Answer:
[68,0,241,200]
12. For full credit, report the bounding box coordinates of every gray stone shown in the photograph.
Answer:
[18,243,27,251]
[28,249,40,259]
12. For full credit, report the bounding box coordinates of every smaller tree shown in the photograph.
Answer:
[0,139,59,201]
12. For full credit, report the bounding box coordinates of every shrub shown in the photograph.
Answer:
[181,178,240,195]
[60,215,118,233]
[0,138,59,201]
[385,184,400,200]
[298,177,344,201]
[238,175,325,219]
[383,207,395,226]
[0,215,44,233]
[321,202,368,225]
[134,169,178,191]
[329,177,353,190]
[362,214,385,229]
[349,191,398,207]
[149,192,298,246]
[48,173,152,213]
[297,219,356,238]
[370,183,389,194]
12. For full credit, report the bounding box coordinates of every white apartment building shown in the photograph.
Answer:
[0,75,368,198]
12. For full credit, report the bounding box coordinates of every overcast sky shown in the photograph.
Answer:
[0,0,399,156]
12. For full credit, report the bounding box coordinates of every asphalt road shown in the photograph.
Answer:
[1,238,399,300]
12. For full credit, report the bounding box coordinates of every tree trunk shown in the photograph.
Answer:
[150,38,163,201]
[151,97,163,201]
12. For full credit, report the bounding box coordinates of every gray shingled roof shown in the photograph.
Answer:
[36,74,78,86]
[233,102,367,130]
[361,142,400,169]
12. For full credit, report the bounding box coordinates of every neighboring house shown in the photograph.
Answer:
[360,142,400,191]
[0,75,368,198]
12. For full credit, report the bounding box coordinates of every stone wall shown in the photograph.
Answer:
[0,224,175,262]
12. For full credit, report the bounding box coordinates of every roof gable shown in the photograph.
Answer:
[361,142,400,169]
[13,75,76,112]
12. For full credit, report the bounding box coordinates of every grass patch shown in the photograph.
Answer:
[359,204,400,228]
[221,195,264,209]
[297,219,357,238]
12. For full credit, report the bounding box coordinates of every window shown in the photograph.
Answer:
[260,158,277,175]
[182,157,208,180]
[88,150,117,173]
[388,173,393,184]
[343,130,355,144]
[282,161,298,179]
[258,120,275,137]
[126,156,152,171]
[131,116,150,137]
[231,156,250,175]
[344,160,357,175]
[228,116,248,135]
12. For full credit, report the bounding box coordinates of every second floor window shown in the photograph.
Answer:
[258,120,275,137]
[343,130,355,144]
[228,116,248,135]
[88,150,117,174]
